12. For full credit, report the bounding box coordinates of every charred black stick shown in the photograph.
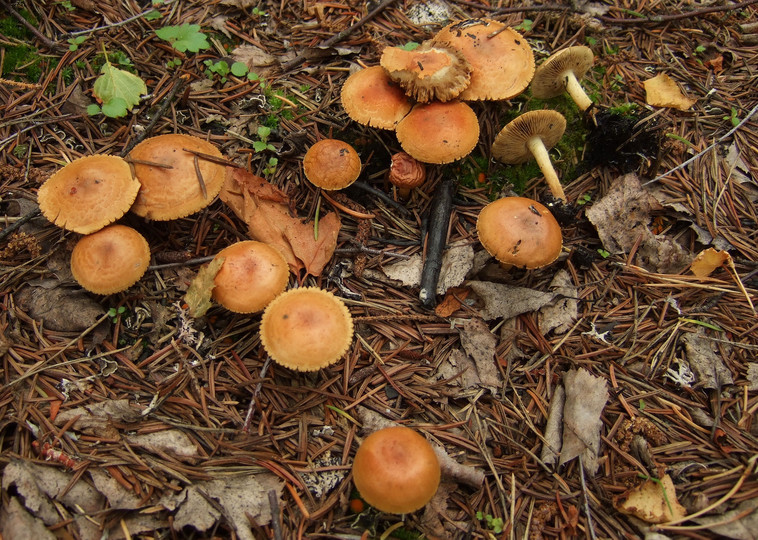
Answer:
[419,176,455,308]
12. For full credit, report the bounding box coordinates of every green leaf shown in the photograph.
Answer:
[144,9,162,21]
[101,97,128,118]
[155,23,209,53]
[230,61,248,77]
[252,140,268,152]
[257,125,271,139]
[92,61,146,114]
[86,104,102,116]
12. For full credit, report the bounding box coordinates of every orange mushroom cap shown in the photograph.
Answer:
[476,197,562,269]
[352,426,441,514]
[396,101,479,164]
[70,224,151,294]
[430,18,534,101]
[37,155,139,234]
[211,241,289,313]
[303,139,362,190]
[129,134,225,220]
[340,66,413,130]
[260,287,354,371]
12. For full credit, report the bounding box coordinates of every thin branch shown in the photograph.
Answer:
[0,0,61,50]
[599,0,758,25]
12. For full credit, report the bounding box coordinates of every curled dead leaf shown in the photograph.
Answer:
[613,473,687,524]
[644,73,696,110]
[690,247,731,277]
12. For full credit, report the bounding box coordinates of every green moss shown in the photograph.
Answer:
[2,44,43,80]
[0,11,34,39]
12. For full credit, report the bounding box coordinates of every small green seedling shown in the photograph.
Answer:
[155,23,209,53]
[576,193,592,206]
[204,59,231,82]
[514,19,534,32]
[57,0,75,11]
[253,126,275,153]
[476,511,504,534]
[166,57,181,69]
[597,248,611,259]
[67,35,87,51]
[399,41,420,51]
[252,6,267,16]
[230,61,259,81]
[263,157,278,177]
[107,306,126,323]
[724,107,740,127]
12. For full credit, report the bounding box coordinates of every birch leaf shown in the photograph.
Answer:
[184,257,224,318]
[92,62,146,117]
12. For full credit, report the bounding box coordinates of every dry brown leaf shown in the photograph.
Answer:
[435,287,470,317]
[220,167,340,277]
[468,281,555,321]
[694,498,758,539]
[184,256,224,318]
[644,73,697,110]
[0,497,56,540]
[540,385,565,466]
[614,473,687,523]
[690,247,731,277]
[89,469,141,510]
[15,285,105,332]
[538,269,578,335]
[458,318,501,392]
[435,349,483,390]
[682,328,734,390]
[54,399,143,438]
[559,368,608,474]
[126,430,200,458]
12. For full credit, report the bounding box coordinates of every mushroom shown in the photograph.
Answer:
[380,41,470,103]
[37,155,139,234]
[476,197,562,269]
[491,110,568,202]
[340,66,413,130]
[129,134,226,220]
[388,152,426,198]
[259,287,353,371]
[395,100,480,164]
[70,224,151,294]
[352,426,441,514]
[430,18,534,101]
[211,241,289,313]
[303,139,362,190]
[530,46,595,111]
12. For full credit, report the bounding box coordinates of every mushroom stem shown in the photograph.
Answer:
[526,136,567,202]
[564,71,593,112]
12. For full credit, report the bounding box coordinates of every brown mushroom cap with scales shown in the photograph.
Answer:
[476,197,562,269]
[340,66,413,130]
[491,110,567,202]
[303,139,362,190]
[352,426,441,514]
[395,101,479,164]
[260,287,354,371]
[129,134,226,221]
[430,18,534,101]
[37,155,139,234]
[211,241,289,314]
[531,46,595,111]
[380,41,471,103]
[70,224,151,294]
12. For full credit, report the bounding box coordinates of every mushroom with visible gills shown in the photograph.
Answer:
[491,110,567,202]
[340,66,413,130]
[530,46,595,112]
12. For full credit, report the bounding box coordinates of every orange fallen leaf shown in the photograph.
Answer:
[220,167,341,277]
[434,287,469,318]
[690,247,731,277]
[644,73,696,110]
[613,473,687,524]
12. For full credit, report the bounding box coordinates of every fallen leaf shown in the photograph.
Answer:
[614,473,687,523]
[435,286,470,317]
[436,349,485,390]
[690,248,731,277]
[89,469,141,510]
[160,473,283,540]
[231,44,276,68]
[54,399,143,438]
[694,498,758,539]
[0,497,56,540]
[559,368,608,474]
[458,318,501,392]
[381,241,474,294]
[467,281,555,321]
[540,385,565,466]
[681,329,734,390]
[538,269,578,334]
[184,256,224,317]
[220,167,340,277]
[747,363,758,391]
[704,55,724,73]
[126,430,200,458]
[644,73,697,110]
[381,253,422,287]
[15,284,105,332]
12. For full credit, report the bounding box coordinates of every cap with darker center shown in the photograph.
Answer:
[395,101,479,164]
[340,66,413,130]
[303,139,362,190]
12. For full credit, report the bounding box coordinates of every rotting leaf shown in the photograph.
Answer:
[126,429,199,459]
[690,248,731,277]
[184,256,224,318]
[467,281,555,321]
[559,368,608,474]
[435,286,470,318]
[538,269,578,335]
[436,349,483,390]
[681,328,734,390]
[0,497,56,540]
[89,469,141,510]
[458,318,501,392]
[54,399,143,438]
[220,167,340,277]
[540,385,565,466]
[613,473,687,524]
[381,241,474,295]
[694,498,758,539]
[15,285,105,332]
[644,73,696,110]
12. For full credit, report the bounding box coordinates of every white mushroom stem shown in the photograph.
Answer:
[526,136,567,203]
[563,70,593,112]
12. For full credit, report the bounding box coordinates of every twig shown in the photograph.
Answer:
[242,357,271,433]
[642,102,758,186]
[193,155,208,199]
[578,456,598,540]
[280,0,400,72]
[419,175,455,308]
[148,255,215,271]
[599,0,758,25]
[268,489,283,540]
[0,209,41,243]
[181,148,238,167]
[350,181,412,217]
[62,0,179,39]
[0,0,61,50]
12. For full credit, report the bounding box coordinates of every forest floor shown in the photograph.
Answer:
[1,0,758,539]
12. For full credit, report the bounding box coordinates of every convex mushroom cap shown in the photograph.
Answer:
[70,224,151,294]
[492,110,567,202]
[430,18,534,101]
[340,66,413,130]
[380,41,471,103]
[531,46,595,111]
[303,139,362,190]
[260,287,354,371]
[352,426,441,514]
[211,241,289,313]
[129,134,225,220]
[396,101,479,164]
[37,155,139,234]
[476,197,562,269]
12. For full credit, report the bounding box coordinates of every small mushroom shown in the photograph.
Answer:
[303,139,362,190]
[129,134,226,220]
[395,100,479,164]
[380,41,470,103]
[352,426,441,514]
[259,287,353,371]
[388,152,426,198]
[430,19,535,101]
[491,110,567,202]
[531,46,595,111]
[37,155,139,234]
[476,197,562,269]
[340,66,413,130]
[70,224,151,294]
[211,241,289,313]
